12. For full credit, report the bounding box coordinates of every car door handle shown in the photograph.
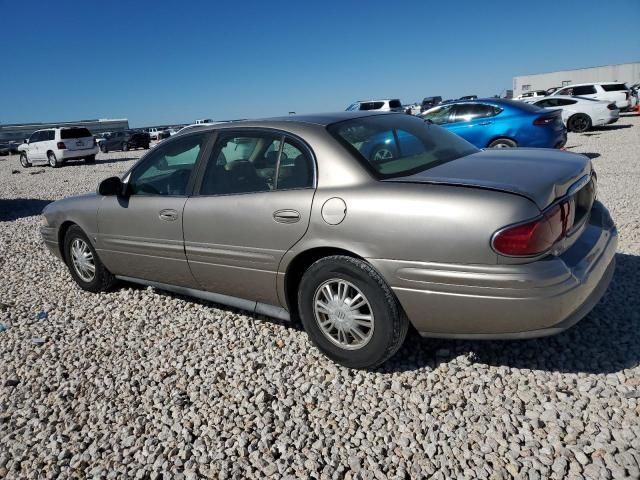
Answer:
[273,209,300,224]
[159,209,178,221]
[478,121,492,126]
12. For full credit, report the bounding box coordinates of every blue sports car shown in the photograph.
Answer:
[419,99,567,149]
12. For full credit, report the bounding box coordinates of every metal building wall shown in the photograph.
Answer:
[513,62,640,97]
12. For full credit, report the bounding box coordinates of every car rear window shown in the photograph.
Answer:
[61,127,92,139]
[601,83,628,92]
[327,114,479,179]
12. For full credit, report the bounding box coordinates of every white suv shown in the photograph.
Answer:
[19,127,98,168]
[551,82,633,110]
[346,99,404,112]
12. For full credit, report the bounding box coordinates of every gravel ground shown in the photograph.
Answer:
[1,116,639,479]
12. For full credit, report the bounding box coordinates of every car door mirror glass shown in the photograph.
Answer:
[98,176,125,196]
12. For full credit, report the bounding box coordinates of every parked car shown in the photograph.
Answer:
[39,112,615,368]
[100,130,151,153]
[0,143,10,156]
[529,96,619,132]
[19,127,98,168]
[515,90,547,101]
[546,87,561,95]
[346,99,404,112]
[147,127,168,140]
[551,82,633,111]
[157,130,171,140]
[458,95,478,100]
[420,99,566,148]
[8,141,21,154]
[421,96,442,112]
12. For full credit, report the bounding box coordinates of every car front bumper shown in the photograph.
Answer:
[40,226,63,260]
[369,201,617,339]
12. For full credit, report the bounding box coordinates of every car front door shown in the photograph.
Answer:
[96,131,210,287]
[446,103,501,147]
[28,131,42,161]
[183,129,315,308]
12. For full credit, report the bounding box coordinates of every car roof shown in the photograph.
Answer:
[181,111,404,132]
[562,81,625,87]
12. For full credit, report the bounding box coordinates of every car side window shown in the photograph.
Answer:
[200,132,281,195]
[29,132,41,143]
[558,99,577,106]
[276,140,313,190]
[128,133,206,196]
[451,104,497,123]
[421,104,454,125]
[572,85,596,96]
[47,130,55,141]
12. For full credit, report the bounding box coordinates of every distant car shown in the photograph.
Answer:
[529,96,619,132]
[421,96,442,112]
[0,143,10,156]
[157,130,171,140]
[551,82,633,111]
[19,127,98,168]
[458,95,478,100]
[99,130,151,153]
[546,87,561,95]
[515,90,547,101]
[420,99,566,149]
[147,127,168,140]
[346,99,404,112]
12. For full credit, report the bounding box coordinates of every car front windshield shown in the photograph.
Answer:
[327,114,479,179]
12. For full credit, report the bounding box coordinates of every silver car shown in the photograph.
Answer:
[40,112,617,369]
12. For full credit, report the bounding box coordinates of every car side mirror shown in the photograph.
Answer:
[98,176,126,196]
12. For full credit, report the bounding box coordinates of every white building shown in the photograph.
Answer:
[513,62,640,97]
[0,118,129,143]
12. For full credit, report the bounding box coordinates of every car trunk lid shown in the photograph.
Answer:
[383,148,592,209]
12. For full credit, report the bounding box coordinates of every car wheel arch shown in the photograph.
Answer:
[283,246,367,320]
[58,221,79,262]
[487,136,517,148]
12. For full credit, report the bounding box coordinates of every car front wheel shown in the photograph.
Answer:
[20,152,31,168]
[64,225,116,292]
[488,138,517,148]
[298,255,409,369]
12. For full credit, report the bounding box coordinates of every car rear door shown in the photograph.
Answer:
[96,131,210,287]
[183,129,316,307]
[60,127,93,152]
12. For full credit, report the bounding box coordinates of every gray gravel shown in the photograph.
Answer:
[1,117,640,479]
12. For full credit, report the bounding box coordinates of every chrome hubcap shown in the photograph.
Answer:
[313,279,374,350]
[71,238,95,282]
[373,148,394,161]
[494,142,510,148]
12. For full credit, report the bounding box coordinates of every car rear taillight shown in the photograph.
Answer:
[492,200,574,256]
[57,142,66,149]
[607,103,617,110]
[533,113,559,126]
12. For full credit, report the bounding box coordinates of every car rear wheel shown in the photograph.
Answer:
[144,143,150,149]
[48,152,60,168]
[488,138,517,148]
[19,152,31,168]
[568,114,592,133]
[369,144,397,163]
[122,142,129,151]
[100,143,108,153]
[298,255,409,369]
[64,225,116,292]
[85,155,96,164]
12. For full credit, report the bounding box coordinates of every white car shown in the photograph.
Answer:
[529,96,619,133]
[147,127,168,140]
[515,90,547,101]
[346,99,404,112]
[550,82,633,111]
[19,127,98,168]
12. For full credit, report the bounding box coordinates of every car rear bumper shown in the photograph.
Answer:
[58,146,98,160]
[368,201,617,339]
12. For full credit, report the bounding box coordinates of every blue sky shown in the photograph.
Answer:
[1,0,638,127]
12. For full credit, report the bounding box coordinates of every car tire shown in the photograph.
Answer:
[298,255,409,369]
[19,152,31,168]
[488,138,517,148]
[100,143,108,153]
[48,152,60,168]
[64,225,116,293]
[369,144,397,163]
[122,142,129,152]
[568,114,592,133]
[144,143,150,149]
[85,155,96,164]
